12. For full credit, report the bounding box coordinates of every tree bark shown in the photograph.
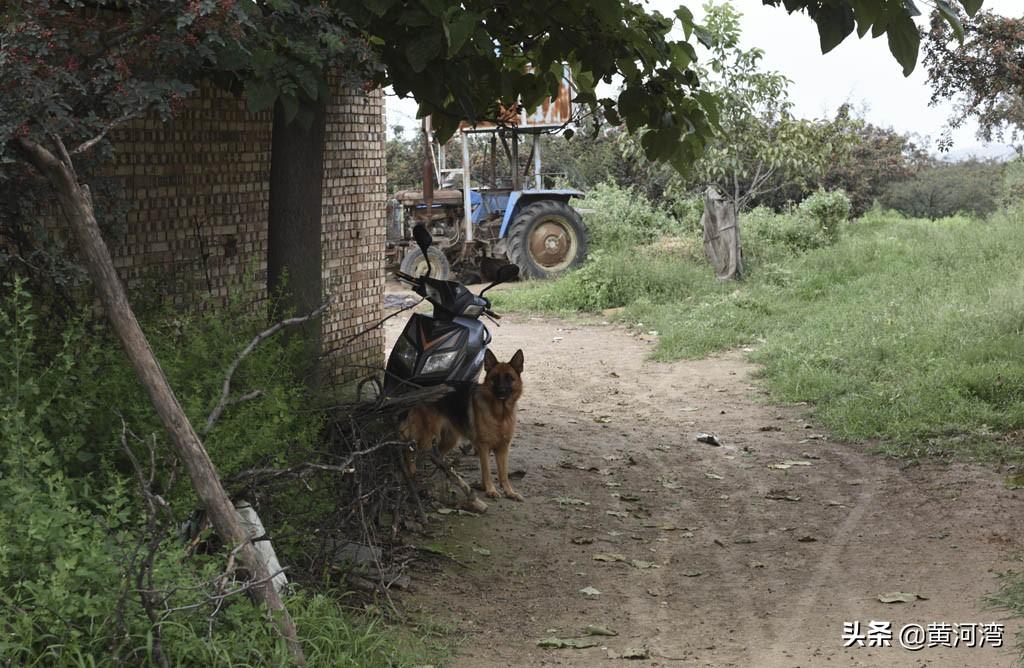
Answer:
[267,97,327,333]
[14,136,306,665]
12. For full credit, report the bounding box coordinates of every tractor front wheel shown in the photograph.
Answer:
[506,200,588,279]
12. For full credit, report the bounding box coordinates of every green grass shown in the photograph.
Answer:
[494,208,1024,463]
[990,558,1024,666]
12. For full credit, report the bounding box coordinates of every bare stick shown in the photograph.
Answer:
[227,440,405,490]
[428,448,487,513]
[203,302,328,435]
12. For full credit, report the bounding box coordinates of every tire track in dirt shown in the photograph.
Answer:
[388,307,1024,668]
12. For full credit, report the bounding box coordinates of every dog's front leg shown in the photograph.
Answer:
[495,444,524,501]
[477,446,500,499]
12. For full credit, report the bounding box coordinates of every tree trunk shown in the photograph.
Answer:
[701,185,743,281]
[267,97,327,334]
[14,137,305,665]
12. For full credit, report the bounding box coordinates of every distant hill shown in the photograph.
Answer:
[941,143,1019,163]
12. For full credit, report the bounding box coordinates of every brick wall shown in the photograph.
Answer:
[321,83,387,379]
[103,80,385,380]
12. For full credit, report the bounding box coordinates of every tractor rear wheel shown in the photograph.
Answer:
[506,200,588,279]
[400,246,450,280]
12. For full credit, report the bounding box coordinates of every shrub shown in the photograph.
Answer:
[1003,157,1024,208]
[0,279,443,666]
[799,188,851,242]
[881,160,1002,219]
[741,206,827,257]
[580,181,677,249]
[667,193,705,234]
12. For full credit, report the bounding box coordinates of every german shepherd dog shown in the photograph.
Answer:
[401,349,525,501]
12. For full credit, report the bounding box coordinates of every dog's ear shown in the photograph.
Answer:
[509,349,524,374]
[484,349,498,372]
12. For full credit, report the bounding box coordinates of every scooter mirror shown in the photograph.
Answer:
[412,224,432,254]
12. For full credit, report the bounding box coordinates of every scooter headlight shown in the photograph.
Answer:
[421,350,458,375]
[392,336,418,370]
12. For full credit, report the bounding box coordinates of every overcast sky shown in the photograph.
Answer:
[386,0,1021,157]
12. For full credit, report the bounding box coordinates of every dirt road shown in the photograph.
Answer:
[387,307,1023,667]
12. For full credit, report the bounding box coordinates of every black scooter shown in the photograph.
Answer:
[383,225,519,396]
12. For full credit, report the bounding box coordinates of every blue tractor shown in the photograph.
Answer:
[387,118,589,282]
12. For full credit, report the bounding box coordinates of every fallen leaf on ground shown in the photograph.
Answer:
[594,416,612,423]
[733,536,757,544]
[606,510,629,518]
[797,535,817,543]
[608,646,649,659]
[537,637,600,649]
[571,536,593,545]
[766,490,802,502]
[579,586,601,596]
[472,547,491,556]
[593,553,626,563]
[619,493,641,502]
[681,570,703,577]
[878,592,927,604]
[696,433,721,446]
[769,460,813,470]
[552,497,590,506]
[629,560,659,569]
[583,625,618,637]
[704,472,724,480]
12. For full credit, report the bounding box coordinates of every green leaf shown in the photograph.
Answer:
[280,93,300,124]
[934,0,964,40]
[675,6,695,39]
[446,13,477,56]
[958,0,983,16]
[815,4,855,54]
[405,33,444,73]
[364,0,398,16]
[590,0,623,25]
[886,13,921,76]
[693,25,714,48]
[244,79,278,114]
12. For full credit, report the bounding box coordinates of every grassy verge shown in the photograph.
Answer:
[494,208,1024,464]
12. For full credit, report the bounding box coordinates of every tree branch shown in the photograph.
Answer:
[203,301,329,435]
[226,439,407,491]
[72,112,139,155]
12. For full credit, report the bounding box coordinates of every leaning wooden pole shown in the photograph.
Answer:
[14,136,306,665]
